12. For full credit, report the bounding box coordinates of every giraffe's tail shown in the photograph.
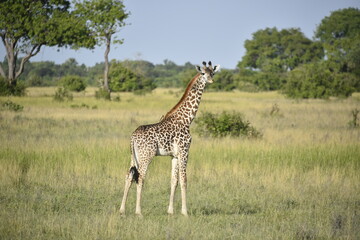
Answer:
[129,166,139,184]
[129,140,140,183]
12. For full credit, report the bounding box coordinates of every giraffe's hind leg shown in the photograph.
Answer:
[135,159,152,216]
[120,167,138,215]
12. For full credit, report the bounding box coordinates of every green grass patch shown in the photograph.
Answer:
[0,88,359,239]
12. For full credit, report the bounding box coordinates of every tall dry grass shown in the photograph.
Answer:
[0,88,359,239]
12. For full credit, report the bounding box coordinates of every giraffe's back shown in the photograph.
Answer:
[131,120,191,158]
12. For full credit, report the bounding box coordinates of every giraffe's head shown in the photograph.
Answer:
[196,61,220,84]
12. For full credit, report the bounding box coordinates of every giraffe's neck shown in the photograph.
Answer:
[163,73,206,126]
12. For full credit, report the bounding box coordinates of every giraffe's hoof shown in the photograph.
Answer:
[167,208,174,215]
[119,208,126,215]
[181,211,188,217]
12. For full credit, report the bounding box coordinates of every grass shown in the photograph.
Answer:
[0,88,359,239]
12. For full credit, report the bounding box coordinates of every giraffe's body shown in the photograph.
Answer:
[120,61,220,216]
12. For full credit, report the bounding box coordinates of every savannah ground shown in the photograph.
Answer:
[1,88,359,239]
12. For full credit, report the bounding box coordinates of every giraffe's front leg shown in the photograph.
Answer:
[179,157,188,216]
[168,157,179,215]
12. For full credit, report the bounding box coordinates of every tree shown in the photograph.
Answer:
[75,0,129,93]
[179,68,197,88]
[240,28,323,72]
[283,62,359,99]
[208,69,236,91]
[60,75,87,92]
[238,27,324,90]
[109,61,155,92]
[315,8,360,77]
[59,58,87,77]
[0,0,95,90]
[121,60,155,78]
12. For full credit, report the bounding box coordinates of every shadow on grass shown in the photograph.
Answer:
[192,203,260,216]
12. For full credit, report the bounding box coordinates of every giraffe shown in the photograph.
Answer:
[119,61,220,216]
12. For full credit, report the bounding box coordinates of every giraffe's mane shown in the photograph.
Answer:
[162,73,201,120]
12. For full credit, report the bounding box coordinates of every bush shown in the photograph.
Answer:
[195,111,262,138]
[0,77,26,96]
[332,73,359,97]
[1,100,24,112]
[283,62,359,99]
[236,68,286,91]
[60,75,86,92]
[348,108,359,128]
[109,61,156,92]
[251,71,286,91]
[112,95,121,102]
[208,69,236,91]
[95,88,111,100]
[237,81,260,92]
[53,87,73,102]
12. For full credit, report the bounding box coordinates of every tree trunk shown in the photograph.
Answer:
[103,35,111,92]
[1,35,42,85]
[15,45,42,80]
[7,46,16,86]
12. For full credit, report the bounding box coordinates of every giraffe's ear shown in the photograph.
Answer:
[213,64,220,73]
[196,65,202,73]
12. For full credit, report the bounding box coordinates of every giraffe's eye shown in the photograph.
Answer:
[201,73,205,75]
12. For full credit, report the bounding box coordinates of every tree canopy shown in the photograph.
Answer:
[315,7,360,76]
[108,61,155,93]
[236,9,360,98]
[0,0,96,87]
[74,0,129,92]
[239,27,324,72]
[282,8,360,99]
[1,6,359,99]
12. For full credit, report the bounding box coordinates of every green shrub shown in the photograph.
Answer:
[332,73,359,97]
[109,61,156,92]
[0,77,26,96]
[283,62,359,99]
[195,111,262,138]
[253,71,286,91]
[1,100,24,112]
[348,108,359,128]
[237,81,260,92]
[60,75,86,92]
[95,88,111,100]
[269,103,284,118]
[236,68,286,91]
[70,103,89,109]
[53,87,73,102]
[208,69,236,91]
[112,95,121,102]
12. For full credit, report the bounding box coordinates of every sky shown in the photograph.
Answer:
[1,0,360,69]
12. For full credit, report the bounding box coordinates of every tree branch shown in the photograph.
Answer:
[0,63,5,78]
[0,35,6,78]
[15,44,42,79]
[103,34,111,92]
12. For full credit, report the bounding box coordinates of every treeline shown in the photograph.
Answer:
[0,57,269,92]
[1,7,360,99]
[4,58,197,88]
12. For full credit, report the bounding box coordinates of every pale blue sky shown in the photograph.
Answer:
[1,0,360,69]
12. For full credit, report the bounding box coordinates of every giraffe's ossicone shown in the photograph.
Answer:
[120,61,220,216]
